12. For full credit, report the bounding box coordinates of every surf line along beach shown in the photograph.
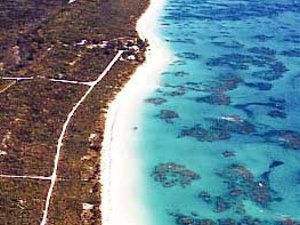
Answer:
[100,0,172,224]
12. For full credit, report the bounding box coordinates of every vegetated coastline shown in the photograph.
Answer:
[101,0,172,224]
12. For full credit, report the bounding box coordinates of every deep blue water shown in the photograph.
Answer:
[136,0,300,224]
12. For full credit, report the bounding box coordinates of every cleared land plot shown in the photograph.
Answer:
[0,80,87,176]
[0,178,50,225]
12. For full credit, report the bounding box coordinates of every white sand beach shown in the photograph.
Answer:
[100,0,172,224]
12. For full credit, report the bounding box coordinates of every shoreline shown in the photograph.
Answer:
[0,0,154,224]
[100,0,172,224]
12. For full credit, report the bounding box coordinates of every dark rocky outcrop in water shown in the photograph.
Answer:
[269,160,284,169]
[252,34,274,42]
[157,110,179,123]
[197,164,278,216]
[244,82,273,91]
[179,124,231,142]
[171,212,300,225]
[280,48,300,57]
[152,163,200,188]
[176,52,201,60]
[208,117,256,135]
[179,116,255,142]
[196,93,231,105]
[222,150,236,158]
[145,97,167,105]
[169,161,298,224]
[263,130,300,150]
[267,110,287,119]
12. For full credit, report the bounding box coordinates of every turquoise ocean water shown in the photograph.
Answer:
[136,0,300,224]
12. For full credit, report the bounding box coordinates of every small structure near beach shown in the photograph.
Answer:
[88,133,101,151]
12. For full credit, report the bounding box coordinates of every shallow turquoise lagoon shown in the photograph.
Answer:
[135,0,300,224]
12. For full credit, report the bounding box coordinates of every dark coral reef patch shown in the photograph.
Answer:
[263,130,300,150]
[196,93,231,105]
[145,97,167,105]
[179,124,231,142]
[179,116,255,142]
[197,164,277,217]
[152,163,200,188]
[157,109,179,124]
[171,213,300,225]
